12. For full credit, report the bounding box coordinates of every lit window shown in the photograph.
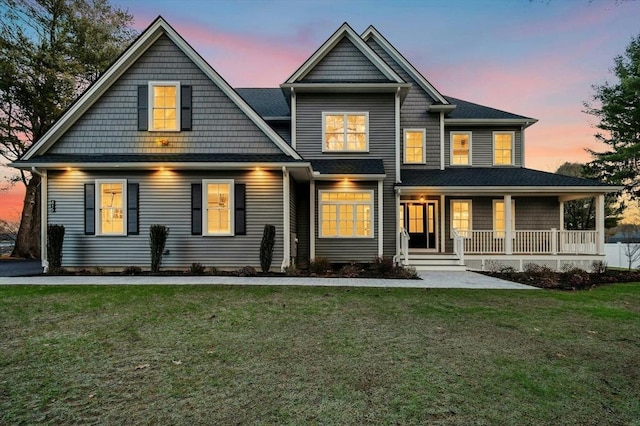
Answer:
[149,82,180,131]
[404,129,425,164]
[204,180,234,236]
[451,132,471,165]
[451,200,471,237]
[97,180,126,235]
[493,200,516,237]
[320,191,373,238]
[494,132,514,165]
[323,113,368,151]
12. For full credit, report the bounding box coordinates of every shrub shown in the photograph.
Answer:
[188,262,206,275]
[94,265,106,275]
[339,262,363,278]
[122,265,143,275]
[560,267,590,289]
[236,265,257,277]
[283,264,298,276]
[149,225,169,273]
[47,224,65,269]
[309,257,331,275]
[209,266,218,275]
[372,256,395,276]
[260,224,276,273]
[591,260,607,274]
[398,266,419,279]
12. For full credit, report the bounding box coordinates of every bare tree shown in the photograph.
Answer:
[619,224,640,270]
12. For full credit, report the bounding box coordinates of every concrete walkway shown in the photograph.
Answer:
[0,271,535,289]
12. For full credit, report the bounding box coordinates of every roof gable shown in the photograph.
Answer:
[23,16,300,161]
[285,23,403,84]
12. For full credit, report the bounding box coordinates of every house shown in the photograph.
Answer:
[12,17,620,272]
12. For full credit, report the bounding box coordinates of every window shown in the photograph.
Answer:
[494,132,514,165]
[493,200,516,237]
[450,200,471,237]
[404,129,426,164]
[451,132,471,165]
[204,180,234,236]
[149,81,180,131]
[323,113,368,152]
[319,191,373,238]
[96,180,126,235]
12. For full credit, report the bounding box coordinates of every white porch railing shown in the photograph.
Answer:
[452,229,465,265]
[460,229,600,255]
[400,228,410,265]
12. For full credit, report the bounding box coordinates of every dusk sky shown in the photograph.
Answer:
[1,0,639,222]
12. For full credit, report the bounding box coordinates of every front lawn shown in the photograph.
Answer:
[1,284,639,424]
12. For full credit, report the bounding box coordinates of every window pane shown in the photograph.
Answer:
[100,183,124,234]
[452,201,470,233]
[405,131,424,163]
[452,134,470,165]
[206,183,230,234]
[494,133,513,165]
[152,85,177,130]
[325,114,366,151]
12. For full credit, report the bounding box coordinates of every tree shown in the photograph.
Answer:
[0,0,137,258]
[618,224,640,270]
[556,162,621,229]
[585,34,640,200]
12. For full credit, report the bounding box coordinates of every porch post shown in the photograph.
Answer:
[440,194,445,253]
[378,180,383,257]
[395,189,400,260]
[596,193,605,255]
[504,194,513,255]
[310,180,315,260]
[282,167,290,271]
[559,201,565,230]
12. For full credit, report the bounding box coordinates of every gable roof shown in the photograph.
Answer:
[22,16,301,161]
[361,26,448,104]
[284,22,404,84]
[443,96,536,121]
[236,88,290,118]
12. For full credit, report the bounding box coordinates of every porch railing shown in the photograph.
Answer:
[459,229,600,255]
[452,229,465,265]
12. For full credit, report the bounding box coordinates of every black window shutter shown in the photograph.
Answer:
[138,85,148,131]
[191,183,202,235]
[181,85,192,131]
[127,183,139,235]
[84,183,95,235]
[235,183,246,235]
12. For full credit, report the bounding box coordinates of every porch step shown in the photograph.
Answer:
[406,254,467,272]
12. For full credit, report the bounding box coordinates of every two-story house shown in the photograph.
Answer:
[13,18,618,272]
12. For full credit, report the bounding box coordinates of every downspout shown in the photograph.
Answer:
[31,167,48,272]
[521,124,525,167]
[395,88,401,183]
[291,88,296,150]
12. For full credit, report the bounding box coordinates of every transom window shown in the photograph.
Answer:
[493,200,516,237]
[149,82,180,131]
[323,113,368,152]
[451,132,471,165]
[404,129,425,164]
[320,191,373,238]
[451,200,472,237]
[96,180,126,235]
[204,180,234,236]
[494,132,514,165]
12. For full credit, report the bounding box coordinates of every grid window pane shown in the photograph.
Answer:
[325,114,366,151]
[494,133,513,165]
[320,192,372,238]
[206,183,231,234]
[452,134,470,165]
[99,182,124,234]
[152,85,178,130]
[452,201,471,235]
[405,131,424,163]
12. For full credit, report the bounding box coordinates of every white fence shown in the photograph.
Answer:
[605,242,640,269]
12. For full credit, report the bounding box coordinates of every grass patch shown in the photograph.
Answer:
[1,284,639,424]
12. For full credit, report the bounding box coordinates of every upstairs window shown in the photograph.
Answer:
[149,82,180,131]
[451,132,471,165]
[493,132,514,165]
[404,129,426,164]
[323,113,368,152]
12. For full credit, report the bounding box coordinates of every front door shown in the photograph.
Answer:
[404,202,437,250]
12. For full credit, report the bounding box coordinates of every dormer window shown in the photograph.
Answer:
[322,112,368,152]
[149,82,180,131]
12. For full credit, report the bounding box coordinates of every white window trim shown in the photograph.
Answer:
[95,179,127,236]
[202,179,235,237]
[321,112,369,153]
[450,199,472,238]
[450,131,472,166]
[318,189,374,239]
[403,128,426,164]
[148,81,181,132]
[492,131,515,166]
[493,199,516,237]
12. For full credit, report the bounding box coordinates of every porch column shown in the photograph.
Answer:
[559,201,565,230]
[504,194,513,255]
[395,189,400,260]
[440,194,446,253]
[310,180,315,260]
[282,167,290,271]
[596,193,605,255]
[378,180,383,257]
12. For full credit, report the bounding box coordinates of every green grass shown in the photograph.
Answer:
[1,284,639,424]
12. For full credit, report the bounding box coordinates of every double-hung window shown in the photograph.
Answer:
[204,179,234,236]
[149,82,180,131]
[493,200,516,238]
[320,191,373,238]
[493,132,514,165]
[450,200,472,237]
[96,180,127,236]
[404,129,426,164]
[451,132,471,165]
[323,112,368,152]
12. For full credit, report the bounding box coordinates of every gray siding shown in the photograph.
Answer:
[302,37,387,82]
[47,169,284,270]
[444,127,523,167]
[366,38,441,171]
[295,183,310,267]
[50,35,283,155]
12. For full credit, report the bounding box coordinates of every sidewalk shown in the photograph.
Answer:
[0,271,536,289]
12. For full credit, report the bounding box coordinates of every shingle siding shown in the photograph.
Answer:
[49,35,283,156]
[444,127,523,167]
[47,169,284,269]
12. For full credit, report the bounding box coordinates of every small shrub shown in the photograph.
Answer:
[398,266,419,279]
[372,256,395,276]
[260,224,276,273]
[47,224,65,269]
[149,225,169,274]
[591,260,607,274]
[123,265,143,275]
[283,264,298,276]
[188,262,206,275]
[339,263,363,278]
[560,267,590,289]
[209,266,218,275]
[309,257,331,275]
[236,265,257,277]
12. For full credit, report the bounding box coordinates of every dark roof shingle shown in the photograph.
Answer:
[443,96,534,121]
[17,153,299,164]
[311,158,385,175]
[236,88,290,117]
